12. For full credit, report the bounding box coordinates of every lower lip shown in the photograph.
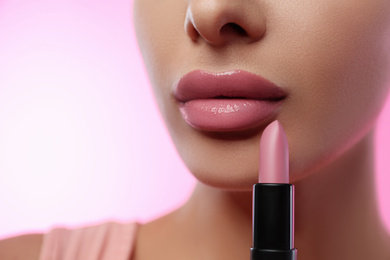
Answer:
[178,99,283,131]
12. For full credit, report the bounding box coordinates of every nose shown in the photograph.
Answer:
[185,0,266,47]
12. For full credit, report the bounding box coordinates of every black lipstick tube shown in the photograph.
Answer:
[250,183,297,260]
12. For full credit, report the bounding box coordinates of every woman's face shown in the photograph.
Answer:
[133,0,390,190]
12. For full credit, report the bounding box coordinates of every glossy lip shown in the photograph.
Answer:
[174,70,287,131]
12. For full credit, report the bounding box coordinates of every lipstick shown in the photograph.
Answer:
[174,70,287,132]
[251,120,297,260]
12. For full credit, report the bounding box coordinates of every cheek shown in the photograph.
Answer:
[133,0,190,123]
[269,1,390,179]
[133,0,186,79]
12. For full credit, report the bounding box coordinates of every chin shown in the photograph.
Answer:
[187,164,259,191]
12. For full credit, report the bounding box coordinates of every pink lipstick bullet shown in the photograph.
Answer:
[259,120,289,183]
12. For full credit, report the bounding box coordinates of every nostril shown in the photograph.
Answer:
[184,1,266,46]
[220,23,248,37]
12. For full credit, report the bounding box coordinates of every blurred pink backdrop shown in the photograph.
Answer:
[0,0,389,239]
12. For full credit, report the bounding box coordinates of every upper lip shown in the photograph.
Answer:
[174,70,287,102]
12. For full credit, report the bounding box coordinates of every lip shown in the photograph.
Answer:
[174,70,287,131]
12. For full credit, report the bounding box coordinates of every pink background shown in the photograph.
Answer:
[0,0,389,239]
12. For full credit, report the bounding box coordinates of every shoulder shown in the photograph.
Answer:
[0,221,138,260]
[43,221,139,260]
[0,233,43,260]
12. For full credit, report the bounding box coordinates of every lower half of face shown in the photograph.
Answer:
[133,0,390,190]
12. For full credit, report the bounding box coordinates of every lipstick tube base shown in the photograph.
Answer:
[250,248,297,260]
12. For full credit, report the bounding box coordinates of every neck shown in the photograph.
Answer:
[134,130,389,260]
[293,130,389,259]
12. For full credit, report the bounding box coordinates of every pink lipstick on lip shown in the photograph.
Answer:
[174,70,287,131]
[251,120,297,260]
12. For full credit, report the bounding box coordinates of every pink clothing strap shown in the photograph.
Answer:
[39,222,138,260]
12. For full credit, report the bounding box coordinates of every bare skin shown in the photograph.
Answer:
[133,131,390,260]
